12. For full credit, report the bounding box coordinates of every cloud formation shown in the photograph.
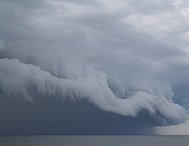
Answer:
[0,0,189,125]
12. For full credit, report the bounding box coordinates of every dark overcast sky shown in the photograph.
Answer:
[0,96,155,135]
[0,0,189,135]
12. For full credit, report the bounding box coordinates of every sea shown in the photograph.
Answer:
[0,135,188,146]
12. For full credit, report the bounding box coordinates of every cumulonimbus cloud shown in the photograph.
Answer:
[0,0,189,125]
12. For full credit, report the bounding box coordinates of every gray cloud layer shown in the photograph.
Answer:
[0,0,189,125]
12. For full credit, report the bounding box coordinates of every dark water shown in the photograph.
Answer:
[0,135,189,146]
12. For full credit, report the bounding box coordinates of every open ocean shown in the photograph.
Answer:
[0,135,188,146]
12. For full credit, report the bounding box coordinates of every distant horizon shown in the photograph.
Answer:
[0,135,189,146]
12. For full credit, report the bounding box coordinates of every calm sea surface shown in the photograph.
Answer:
[0,135,188,146]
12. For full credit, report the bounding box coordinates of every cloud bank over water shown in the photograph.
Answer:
[1,0,189,125]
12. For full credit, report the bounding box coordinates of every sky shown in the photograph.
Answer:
[0,0,189,135]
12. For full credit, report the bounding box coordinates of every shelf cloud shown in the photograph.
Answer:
[1,0,189,126]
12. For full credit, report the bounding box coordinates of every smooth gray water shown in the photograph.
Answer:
[0,135,188,146]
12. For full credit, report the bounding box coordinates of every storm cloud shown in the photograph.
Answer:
[0,0,189,129]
